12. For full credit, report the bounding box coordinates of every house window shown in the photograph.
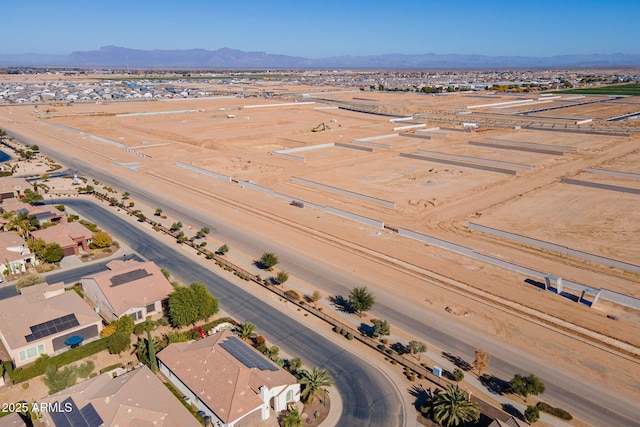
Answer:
[146,303,156,314]
[286,390,293,402]
[130,311,143,321]
[18,343,46,362]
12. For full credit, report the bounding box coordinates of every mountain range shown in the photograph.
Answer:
[1,46,640,69]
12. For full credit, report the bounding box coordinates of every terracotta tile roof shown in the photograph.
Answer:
[0,231,31,263]
[157,330,298,424]
[82,260,174,317]
[40,365,201,427]
[30,221,92,248]
[0,283,101,349]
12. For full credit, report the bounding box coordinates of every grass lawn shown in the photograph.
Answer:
[553,83,640,96]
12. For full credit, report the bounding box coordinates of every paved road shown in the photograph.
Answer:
[7,127,640,426]
[54,198,404,427]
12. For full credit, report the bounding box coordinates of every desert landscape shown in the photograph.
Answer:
[1,73,639,424]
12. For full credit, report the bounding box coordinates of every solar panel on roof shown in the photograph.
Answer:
[50,397,75,427]
[49,397,103,427]
[79,404,102,427]
[25,314,80,343]
[109,268,152,287]
[220,336,279,371]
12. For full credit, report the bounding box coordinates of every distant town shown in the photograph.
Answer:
[1,68,639,105]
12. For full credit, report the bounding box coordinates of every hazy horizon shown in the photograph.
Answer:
[3,0,639,58]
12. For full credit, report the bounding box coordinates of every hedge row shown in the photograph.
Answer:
[536,401,573,420]
[163,382,205,426]
[9,337,108,383]
[99,363,124,374]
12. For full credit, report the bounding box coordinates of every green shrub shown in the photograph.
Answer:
[133,323,147,335]
[199,317,238,332]
[536,402,572,420]
[333,326,343,334]
[3,361,13,376]
[284,290,300,300]
[163,382,205,425]
[346,333,354,340]
[9,338,108,383]
[99,363,124,374]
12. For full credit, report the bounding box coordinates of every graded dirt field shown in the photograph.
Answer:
[2,86,640,414]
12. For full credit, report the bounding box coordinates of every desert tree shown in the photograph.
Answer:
[43,243,64,263]
[217,244,229,255]
[107,332,131,355]
[509,373,546,402]
[408,340,427,360]
[275,270,289,285]
[472,349,490,376]
[524,405,540,423]
[168,283,219,327]
[44,365,78,394]
[258,252,279,270]
[311,290,321,307]
[371,319,390,337]
[348,286,375,317]
[92,231,113,248]
[452,368,465,382]
[154,208,163,216]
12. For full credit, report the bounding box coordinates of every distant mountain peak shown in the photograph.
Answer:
[2,46,640,68]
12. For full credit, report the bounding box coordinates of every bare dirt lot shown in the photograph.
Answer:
[2,85,640,414]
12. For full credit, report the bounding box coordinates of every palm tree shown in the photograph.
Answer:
[286,357,304,377]
[237,323,257,341]
[7,212,34,238]
[133,332,162,371]
[299,367,334,404]
[431,385,479,427]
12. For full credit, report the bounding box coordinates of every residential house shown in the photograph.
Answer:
[0,231,38,277]
[28,205,65,226]
[0,412,25,427]
[0,283,102,368]
[30,221,92,257]
[38,365,201,427]
[0,177,26,202]
[158,330,301,427]
[0,201,65,226]
[81,260,174,323]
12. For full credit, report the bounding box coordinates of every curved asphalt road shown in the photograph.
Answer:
[55,198,404,427]
[6,127,640,426]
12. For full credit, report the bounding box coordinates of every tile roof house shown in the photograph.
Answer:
[158,330,300,427]
[81,260,174,324]
[0,231,38,278]
[0,283,102,368]
[30,221,93,257]
[0,412,25,427]
[0,201,66,226]
[0,177,26,202]
[38,365,201,427]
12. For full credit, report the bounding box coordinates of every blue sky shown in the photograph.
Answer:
[3,0,639,57]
